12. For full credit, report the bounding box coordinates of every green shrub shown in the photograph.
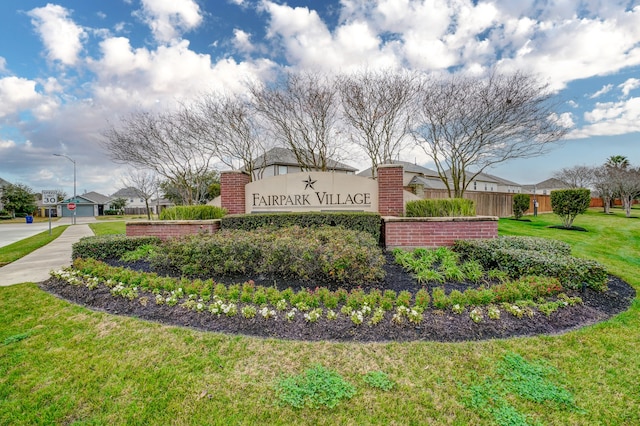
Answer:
[159,205,227,220]
[452,236,572,262]
[104,209,120,216]
[72,235,161,260]
[221,211,382,242]
[150,226,385,287]
[550,188,591,228]
[405,198,475,217]
[512,194,530,219]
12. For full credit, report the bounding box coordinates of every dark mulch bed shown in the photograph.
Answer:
[40,253,636,343]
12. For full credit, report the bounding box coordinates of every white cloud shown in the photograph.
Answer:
[619,78,640,97]
[569,97,640,138]
[233,29,254,53]
[589,84,613,99]
[0,139,17,149]
[0,76,43,118]
[137,0,203,43]
[27,4,86,65]
[88,37,275,110]
[0,57,6,73]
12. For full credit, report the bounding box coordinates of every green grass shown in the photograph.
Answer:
[0,226,69,267]
[1,208,639,424]
[89,221,126,235]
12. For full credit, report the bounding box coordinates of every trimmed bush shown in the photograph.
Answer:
[453,236,571,261]
[512,194,530,219]
[550,188,591,228]
[221,211,382,242]
[72,235,161,260]
[150,225,385,287]
[452,237,607,291]
[159,205,226,220]
[405,198,475,217]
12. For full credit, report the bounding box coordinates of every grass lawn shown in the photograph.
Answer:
[1,209,639,425]
[0,226,69,267]
[89,221,126,236]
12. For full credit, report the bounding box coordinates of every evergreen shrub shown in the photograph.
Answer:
[72,235,161,260]
[159,205,226,220]
[221,211,382,242]
[405,198,475,217]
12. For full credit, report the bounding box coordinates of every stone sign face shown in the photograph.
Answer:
[245,172,378,213]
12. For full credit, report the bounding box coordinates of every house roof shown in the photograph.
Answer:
[357,160,440,178]
[80,191,111,204]
[409,175,449,190]
[111,187,143,198]
[247,147,357,172]
[0,177,10,187]
[473,172,521,186]
[522,178,569,190]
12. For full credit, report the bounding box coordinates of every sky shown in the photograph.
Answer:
[1,0,640,198]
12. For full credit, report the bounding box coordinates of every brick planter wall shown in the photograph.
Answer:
[221,171,251,215]
[126,220,221,240]
[383,216,498,249]
[378,164,404,217]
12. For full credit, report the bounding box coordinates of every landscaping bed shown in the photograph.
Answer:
[40,251,635,342]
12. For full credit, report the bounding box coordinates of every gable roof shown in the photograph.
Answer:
[248,147,357,172]
[111,187,143,198]
[358,160,440,178]
[0,177,10,187]
[80,191,111,204]
[522,178,569,190]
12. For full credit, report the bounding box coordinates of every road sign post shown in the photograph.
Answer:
[42,190,57,235]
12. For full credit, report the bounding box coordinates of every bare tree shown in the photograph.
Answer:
[123,170,158,219]
[338,69,421,176]
[103,109,217,205]
[552,165,594,188]
[250,72,343,171]
[185,93,269,181]
[609,166,640,218]
[413,71,569,197]
[592,166,615,214]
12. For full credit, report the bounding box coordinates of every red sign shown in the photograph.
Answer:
[68,202,77,211]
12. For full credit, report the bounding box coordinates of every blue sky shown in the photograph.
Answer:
[1,0,640,197]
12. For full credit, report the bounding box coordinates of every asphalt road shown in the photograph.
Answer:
[0,216,96,248]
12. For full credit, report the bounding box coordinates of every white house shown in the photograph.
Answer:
[246,147,357,180]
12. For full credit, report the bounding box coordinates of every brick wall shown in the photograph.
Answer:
[378,164,404,217]
[221,171,251,215]
[126,220,221,240]
[383,217,498,249]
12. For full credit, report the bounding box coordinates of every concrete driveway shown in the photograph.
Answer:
[0,216,97,248]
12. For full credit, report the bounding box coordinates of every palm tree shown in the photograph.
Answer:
[605,155,629,169]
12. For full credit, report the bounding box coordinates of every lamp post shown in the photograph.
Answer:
[53,153,76,225]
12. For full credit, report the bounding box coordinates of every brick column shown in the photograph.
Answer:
[221,171,250,215]
[377,164,404,217]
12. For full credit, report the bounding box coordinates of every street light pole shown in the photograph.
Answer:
[53,153,76,225]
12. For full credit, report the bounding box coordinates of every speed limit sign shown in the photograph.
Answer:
[42,190,58,205]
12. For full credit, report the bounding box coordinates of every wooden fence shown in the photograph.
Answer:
[419,189,553,217]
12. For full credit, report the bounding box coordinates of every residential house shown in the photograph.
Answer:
[522,178,570,196]
[58,191,111,217]
[464,172,522,193]
[246,147,357,180]
[358,161,447,189]
[0,177,9,211]
[110,187,173,214]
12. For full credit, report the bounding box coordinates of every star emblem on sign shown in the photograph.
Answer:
[303,175,317,190]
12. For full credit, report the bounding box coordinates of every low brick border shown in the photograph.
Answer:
[126,220,221,240]
[382,216,498,249]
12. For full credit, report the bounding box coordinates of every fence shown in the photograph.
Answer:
[419,189,553,217]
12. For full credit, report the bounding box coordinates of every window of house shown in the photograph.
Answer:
[484,184,487,191]
[277,165,288,175]
[129,199,133,202]
[473,182,477,190]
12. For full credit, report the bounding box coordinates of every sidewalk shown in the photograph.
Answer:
[0,224,95,286]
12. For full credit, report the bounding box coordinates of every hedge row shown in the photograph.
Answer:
[453,236,572,258]
[221,212,382,242]
[452,236,607,291]
[150,226,385,287]
[159,205,227,220]
[405,198,475,217]
[72,235,161,261]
